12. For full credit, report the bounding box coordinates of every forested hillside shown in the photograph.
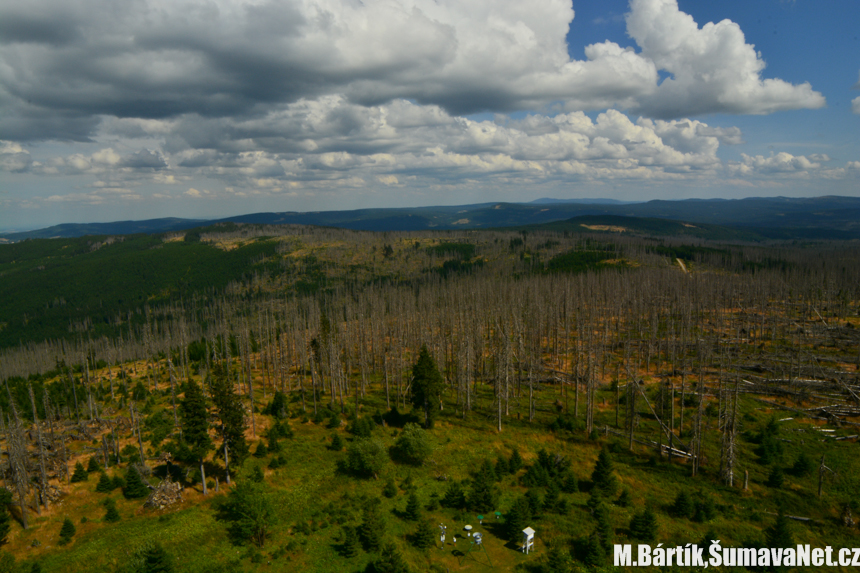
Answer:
[0,224,858,572]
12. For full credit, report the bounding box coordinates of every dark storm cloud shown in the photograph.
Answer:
[122,149,167,169]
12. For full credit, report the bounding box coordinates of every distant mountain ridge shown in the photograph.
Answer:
[529,197,641,205]
[0,218,206,241]
[3,195,859,242]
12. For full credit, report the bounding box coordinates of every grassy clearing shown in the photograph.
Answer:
[7,369,860,573]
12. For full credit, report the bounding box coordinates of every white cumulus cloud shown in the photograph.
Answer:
[0,0,825,144]
[626,0,824,117]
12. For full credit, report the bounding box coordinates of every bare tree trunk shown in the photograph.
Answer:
[200,461,208,495]
[131,404,146,466]
[224,442,231,485]
[28,385,49,510]
[6,414,29,529]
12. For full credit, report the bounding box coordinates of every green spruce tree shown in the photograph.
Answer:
[123,465,150,499]
[495,453,509,477]
[341,525,361,558]
[404,491,421,521]
[791,452,814,477]
[253,441,268,458]
[360,501,386,552]
[141,542,174,573]
[765,507,795,549]
[525,488,543,519]
[767,466,785,489]
[58,518,76,545]
[590,448,617,497]
[208,362,249,482]
[593,501,613,553]
[544,480,562,513]
[70,462,89,483]
[180,379,213,495]
[0,489,12,545]
[546,544,574,573]
[95,472,114,493]
[410,346,444,428]
[441,480,466,509]
[412,520,435,550]
[670,490,693,518]
[103,498,121,523]
[467,460,498,513]
[561,472,578,494]
[505,496,532,542]
[366,542,411,573]
[629,506,658,542]
[582,532,606,568]
[508,448,523,474]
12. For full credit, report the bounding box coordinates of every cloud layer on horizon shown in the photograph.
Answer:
[3,95,855,209]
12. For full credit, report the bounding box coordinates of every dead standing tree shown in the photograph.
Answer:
[5,410,30,529]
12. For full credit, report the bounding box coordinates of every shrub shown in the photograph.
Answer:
[382,478,397,499]
[270,420,294,439]
[692,496,717,523]
[347,416,375,438]
[391,423,432,466]
[250,466,265,483]
[125,541,175,573]
[264,391,289,419]
[112,475,127,491]
[219,481,275,548]
[345,439,387,479]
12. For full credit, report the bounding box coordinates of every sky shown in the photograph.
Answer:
[1,0,859,231]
